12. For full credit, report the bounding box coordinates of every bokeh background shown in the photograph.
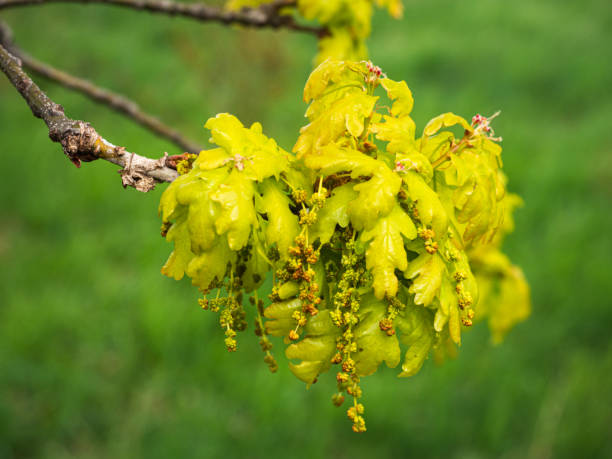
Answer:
[1,0,611,457]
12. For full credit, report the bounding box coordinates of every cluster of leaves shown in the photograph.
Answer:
[159,113,303,371]
[159,59,529,432]
[225,0,403,63]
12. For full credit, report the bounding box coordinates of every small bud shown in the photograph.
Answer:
[352,416,367,433]
[288,330,299,341]
[224,337,237,352]
[292,189,308,204]
[332,393,345,407]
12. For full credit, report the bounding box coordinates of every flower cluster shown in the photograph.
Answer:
[418,226,439,255]
[200,290,247,352]
[365,61,385,86]
[159,59,528,433]
[454,271,475,326]
[329,239,369,432]
[472,111,502,142]
[277,234,321,340]
[175,153,197,176]
[251,294,278,373]
[276,184,329,339]
[379,295,406,336]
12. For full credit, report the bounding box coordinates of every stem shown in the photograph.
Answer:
[0,42,178,190]
[359,116,371,143]
[0,21,203,154]
[0,0,326,36]
[431,137,470,169]
[256,245,275,269]
[280,175,296,192]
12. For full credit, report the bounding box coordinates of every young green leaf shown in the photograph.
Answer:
[361,204,417,298]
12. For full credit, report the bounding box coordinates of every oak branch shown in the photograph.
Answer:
[0,43,179,192]
[0,0,325,36]
[0,21,204,154]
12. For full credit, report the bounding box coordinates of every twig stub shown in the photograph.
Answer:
[0,42,179,191]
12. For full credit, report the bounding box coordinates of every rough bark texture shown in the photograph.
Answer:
[0,43,179,191]
[0,21,203,154]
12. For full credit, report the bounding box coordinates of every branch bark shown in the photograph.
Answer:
[0,42,179,191]
[0,0,325,36]
[0,21,203,154]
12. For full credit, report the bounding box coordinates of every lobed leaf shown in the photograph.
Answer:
[395,302,435,377]
[361,204,417,298]
[423,112,472,137]
[285,310,340,384]
[402,171,448,239]
[294,93,378,157]
[371,114,416,154]
[310,183,357,244]
[210,170,258,251]
[404,252,446,307]
[353,294,401,376]
[258,180,300,258]
[380,78,414,117]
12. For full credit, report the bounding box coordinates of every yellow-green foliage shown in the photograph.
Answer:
[159,60,529,432]
[225,0,403,63]
[469,193,531,343]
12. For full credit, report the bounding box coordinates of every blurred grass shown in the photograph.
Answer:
[1,0,612,457]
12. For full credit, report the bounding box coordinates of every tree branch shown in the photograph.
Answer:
[0,21,203,154]
[0,42,179,192]
[0,0,325,36]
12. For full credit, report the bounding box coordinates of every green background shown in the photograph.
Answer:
[1,0,611,457]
